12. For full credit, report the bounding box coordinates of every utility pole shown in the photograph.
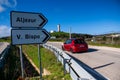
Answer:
[112,35,114,44]
[111,32,114,44]
[69,27,71,39]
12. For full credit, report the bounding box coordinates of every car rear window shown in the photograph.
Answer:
[74,39,85,44]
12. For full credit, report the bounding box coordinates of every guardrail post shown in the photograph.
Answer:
[56,51,59,62]
[63,58,66,75]
[59,53,66,75]
[67,58,72,73]
[64,59,68,75]
[60,53,63,64]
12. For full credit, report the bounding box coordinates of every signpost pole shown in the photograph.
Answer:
[10,11,50,80]
[38,44,42,80]
[19,45,24,78]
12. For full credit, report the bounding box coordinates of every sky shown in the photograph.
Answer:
[0,0,120,37]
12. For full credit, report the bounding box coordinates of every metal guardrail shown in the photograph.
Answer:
[0,45,10,69]
[43,44,97,80]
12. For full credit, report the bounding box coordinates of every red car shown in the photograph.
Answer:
[62,38,88,53]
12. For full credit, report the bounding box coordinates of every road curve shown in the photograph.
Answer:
[47,42,120,80]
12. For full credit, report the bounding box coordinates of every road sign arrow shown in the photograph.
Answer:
[11,29,50,45]
[42,29,51,43]
[10,11,48,28]
[39,15,46,27]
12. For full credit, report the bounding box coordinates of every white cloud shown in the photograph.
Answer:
[0,0,17,13]
[0,25,11,38]
[3,0,17,7]
[0,5,5,12]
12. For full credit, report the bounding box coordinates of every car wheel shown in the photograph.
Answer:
[62,46,65,51]
[70,48,74,53]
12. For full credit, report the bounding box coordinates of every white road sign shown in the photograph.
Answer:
[10,11,48,28]
[11,29,50,45]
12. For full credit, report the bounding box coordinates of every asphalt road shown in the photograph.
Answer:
[0,42,9,54]
[47,42,120,80]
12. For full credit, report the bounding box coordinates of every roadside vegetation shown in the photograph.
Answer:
[0,45,21,80]
[50,32,120,48]
[0,37,11,42]
[50,31,92,42]
[0,45,71,80]
[0,32,120,49]
[88,42,120,48]
[0,45,39,80]
[88,35,120,48]
[23,45,72,80]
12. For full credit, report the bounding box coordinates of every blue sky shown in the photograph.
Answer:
[0,0,120,37]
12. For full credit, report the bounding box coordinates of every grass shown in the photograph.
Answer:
[88,42,120,48]
[0,37,11,42]
[23,45,72,80]
[0,45,40,80]
[49,39,65,42]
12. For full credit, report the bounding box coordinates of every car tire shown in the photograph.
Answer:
[70,48,74,53]
[62,46,65,51]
